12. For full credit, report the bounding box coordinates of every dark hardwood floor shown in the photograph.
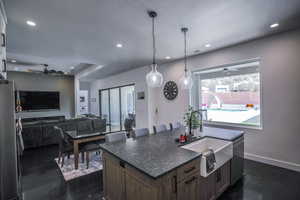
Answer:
[21,145,300,200]
[21,145,102,200]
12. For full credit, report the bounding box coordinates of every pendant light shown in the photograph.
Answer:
[179,27,193,90]
[146,11,163,88]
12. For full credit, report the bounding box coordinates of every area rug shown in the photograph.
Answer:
[55,152,103,181]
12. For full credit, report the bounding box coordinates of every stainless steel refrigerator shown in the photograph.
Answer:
[0,80,21,200]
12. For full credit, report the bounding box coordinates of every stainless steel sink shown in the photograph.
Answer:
[181,138,233,177]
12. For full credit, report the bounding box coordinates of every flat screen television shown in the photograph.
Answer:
[17,91,60,111]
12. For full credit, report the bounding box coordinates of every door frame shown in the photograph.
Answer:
[99,83,135,133]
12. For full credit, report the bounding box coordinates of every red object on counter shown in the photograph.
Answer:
[179,134,185,143]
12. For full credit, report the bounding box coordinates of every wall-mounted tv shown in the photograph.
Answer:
[17,91,60,111]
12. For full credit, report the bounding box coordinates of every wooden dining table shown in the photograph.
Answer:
[65,130,106,170]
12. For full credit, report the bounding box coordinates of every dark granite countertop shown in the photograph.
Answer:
[100,129,201,179]
[99,126,244,179]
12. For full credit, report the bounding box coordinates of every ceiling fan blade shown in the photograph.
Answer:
[27,69,44,73]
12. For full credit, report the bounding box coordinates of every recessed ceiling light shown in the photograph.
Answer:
[165,56,171,59]
[11,60,17,63]
[270,23,279,28]
[26,20,36,26]
[205,44,211,48]
[70,66,74,69]
[116,43,123,48]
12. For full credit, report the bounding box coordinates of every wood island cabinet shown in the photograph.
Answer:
[215,161,230,197]
[199,161,231,200]
[103,152,230,200]
[231,136,244,185]
[199,172,216,200]
[103,152,125,200]
[103,152,178,200]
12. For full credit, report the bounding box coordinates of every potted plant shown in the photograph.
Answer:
[184,106,202,135]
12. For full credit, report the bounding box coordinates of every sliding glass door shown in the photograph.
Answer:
[99,84,135,132]
[121,86,135,130]
[100,90,110,131]
[110,88,121,132]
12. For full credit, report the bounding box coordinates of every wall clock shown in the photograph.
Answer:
[163,81,178,100]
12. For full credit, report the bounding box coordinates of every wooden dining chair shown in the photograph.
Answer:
[153,124,167,134]
[54,126,74,167]
[54,126,85,168]
[83,143,101,169]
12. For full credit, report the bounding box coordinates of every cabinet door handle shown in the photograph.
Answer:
[184,166,196,173]
[185,176,197,184]
[172,176,177,193]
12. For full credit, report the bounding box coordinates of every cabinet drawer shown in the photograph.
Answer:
[177,172,199,200]
[177,158,200,182]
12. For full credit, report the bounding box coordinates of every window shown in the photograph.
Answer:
[99,84,135,132]
[193,60,261,128]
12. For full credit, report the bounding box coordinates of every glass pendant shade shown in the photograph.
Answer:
[180,27,193,90]
[180,70,193,90]
[146,11,163,88]
[146,64,163,88]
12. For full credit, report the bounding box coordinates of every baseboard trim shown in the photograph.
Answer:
[245,152,300,172]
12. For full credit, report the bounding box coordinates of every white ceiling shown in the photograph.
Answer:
[4,0,300,79]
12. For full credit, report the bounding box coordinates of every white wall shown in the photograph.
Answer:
[8,71,75,119]
[90,29,300,171]
[90,67,152,129]
[156,29,300,171]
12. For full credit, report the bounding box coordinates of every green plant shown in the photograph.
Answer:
[184,106,201,133]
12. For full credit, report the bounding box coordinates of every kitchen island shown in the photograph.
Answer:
[99,126,244,200]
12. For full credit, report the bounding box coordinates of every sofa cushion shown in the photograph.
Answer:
[42,124,60,146]
[77,120,93,133]
[60,121,77,132]
[92,119,106,132]
[22,116,65,123]
[22,125,43,149]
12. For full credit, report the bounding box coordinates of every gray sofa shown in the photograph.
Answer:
[22,116,106,149]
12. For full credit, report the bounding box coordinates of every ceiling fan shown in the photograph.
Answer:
[39,64,65,75]
[9,60,66,75]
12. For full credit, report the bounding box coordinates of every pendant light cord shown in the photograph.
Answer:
[184,30,187,73]
[152,16,156,65]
